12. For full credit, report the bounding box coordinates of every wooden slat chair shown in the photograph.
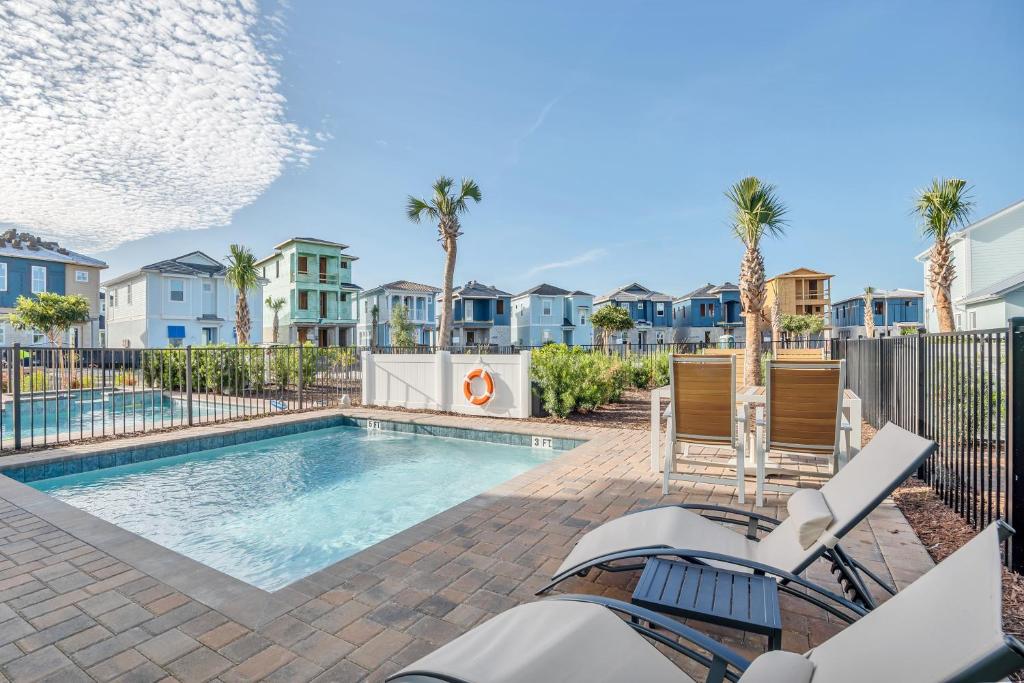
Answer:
[775,347,826,361]
[753,359,850,506]
[662,355,748,501]
[701,347,745,393]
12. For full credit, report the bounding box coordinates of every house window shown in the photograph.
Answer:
[169,279,185,302]
[969,312,977,330]
[126,284,132,305]
[955,314,962,329]
[31,266,46,294]
[699,303,706,316]
[0,263,6,291]
[109,290,117,307]
[75,270,89,283]
[656,302,664,316]
[542,299,552,316]
[578,307,588,326]
[299,291,309,309]
[0,325,5,344]
[262,267,266,278]
[275,261,280,278]
[496,299,504,315]
[297,256,308,274]
[340,293,348,302]
[32,331,45,345]
[874,301,884,315]
[657,331,664,344]
[340,260,348,269]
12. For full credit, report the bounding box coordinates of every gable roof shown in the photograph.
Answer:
[103,251,225,287]
[710,281,739,293]
[768,267,833,280]
[515,283,571,297]
[453,281,511,298]
[0,230,107,269]
[963,269,1024,305]
[675,283,717,301]
[569,290,593,297]
[595,282,672,304]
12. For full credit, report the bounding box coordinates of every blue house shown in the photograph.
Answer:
[357,281,440,347]
[831,288,924,339]
[449,281,512,348]
[593,283,673,345]
[673,282,743,344]
[511,284,594,346]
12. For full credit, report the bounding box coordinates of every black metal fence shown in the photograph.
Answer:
[1,344,362,452]
[832,319,1023,571]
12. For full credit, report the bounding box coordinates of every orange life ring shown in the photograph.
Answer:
[463,368,494,406]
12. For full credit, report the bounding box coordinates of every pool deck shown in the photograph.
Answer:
[0,408,934,682]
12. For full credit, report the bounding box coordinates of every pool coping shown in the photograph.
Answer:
[0,408,610,630]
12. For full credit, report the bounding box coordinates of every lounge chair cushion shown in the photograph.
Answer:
[390,600,691,683]
[786,489,834,549]
[738,651,814,683]
[556,506,759,578]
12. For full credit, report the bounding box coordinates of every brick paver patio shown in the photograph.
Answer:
[0,408,935,682]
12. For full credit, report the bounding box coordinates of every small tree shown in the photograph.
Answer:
[592,305,634,347]
[265,296,286,344]
[390,303,415,348]
[9,293,90,388]
[370,304,380,347]
[780,313,824,345]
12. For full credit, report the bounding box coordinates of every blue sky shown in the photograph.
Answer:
[11,1,1022,301]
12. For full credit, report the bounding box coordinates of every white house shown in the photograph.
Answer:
[103,251,264,348]
[510,284,594,346]
[915,198,1024,331]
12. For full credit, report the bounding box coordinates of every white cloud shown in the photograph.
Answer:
[0,0,314,250]
[525,248,607,277]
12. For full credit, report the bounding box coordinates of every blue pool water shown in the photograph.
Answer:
[31,425,559,590]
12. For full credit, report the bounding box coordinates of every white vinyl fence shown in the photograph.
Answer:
[361,351,531,419]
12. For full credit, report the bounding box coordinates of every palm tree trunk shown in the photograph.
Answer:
[438,235,457,349]
[236,294,250,345]
[271,310,280,344]
[740,246,765,387]
[934,287,955,332]
[930,237,956,332]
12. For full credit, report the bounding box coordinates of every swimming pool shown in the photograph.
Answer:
[31,424,560,591]
[1,389,245,439]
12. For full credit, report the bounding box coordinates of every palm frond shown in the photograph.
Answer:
[225,244,259,292]
[914,177,974,241]
[406,196,438,223]
[725,176,788,247]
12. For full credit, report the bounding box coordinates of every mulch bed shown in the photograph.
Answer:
[862,420,1024,660]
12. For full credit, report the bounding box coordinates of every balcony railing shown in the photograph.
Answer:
[291,271,340,285]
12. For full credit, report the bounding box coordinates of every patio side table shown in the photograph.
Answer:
[631,558,783,650]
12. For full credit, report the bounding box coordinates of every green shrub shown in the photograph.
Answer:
[530,345,628,418]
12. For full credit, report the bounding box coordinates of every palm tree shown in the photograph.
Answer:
[726,177,787,387]
[265,296,286,344]
[863,286,876,339]
[914,178,974,332]
[225,244,259,345]
[407,177,482,349]
[370,304,379,347]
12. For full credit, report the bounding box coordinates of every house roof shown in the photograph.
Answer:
[767,267,833,280]
[915,197,1024,262]
[710,281,739,293]
[453,281,511,298]
[362,280,441,295]
[595,282,673,303]
[515,283,571,297]
[0,230,108,269]
[963,269,1024,305]
[832,288,925,306]
[569,290,593,297]
[256,236,358,266]
[103,251,225,287]
[675,283,717,301]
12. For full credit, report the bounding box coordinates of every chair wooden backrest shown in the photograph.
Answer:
[765,359,845,454]
[701,348,745,392]
[776,347,826,361]
[670,354,736,447]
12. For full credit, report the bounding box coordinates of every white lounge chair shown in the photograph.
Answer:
[388,522,1024,683]
[541,423,935,609]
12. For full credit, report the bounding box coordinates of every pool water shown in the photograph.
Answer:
[31,425,559,590]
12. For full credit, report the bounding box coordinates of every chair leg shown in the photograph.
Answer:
[735,437,745,505]
[755,412,765,508]
[662,438,672,495]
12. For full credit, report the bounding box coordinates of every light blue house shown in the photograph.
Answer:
[593,283,673,345]
[448,281,512,348]
[511,284,594,346]
[357,280,440,347]
[672,282,743,344]
[831,288,924,339]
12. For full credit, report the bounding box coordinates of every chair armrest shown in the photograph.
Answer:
[674,503,783,528]
[550,595,750,682]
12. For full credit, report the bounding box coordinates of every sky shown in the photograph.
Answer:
[1,1,1022,301]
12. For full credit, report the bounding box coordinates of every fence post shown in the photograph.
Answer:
[12,343,22,451]
[1008,317,1024,573]
[185,345,194,426]
[915,333,927,477]
[297,344,304,409]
